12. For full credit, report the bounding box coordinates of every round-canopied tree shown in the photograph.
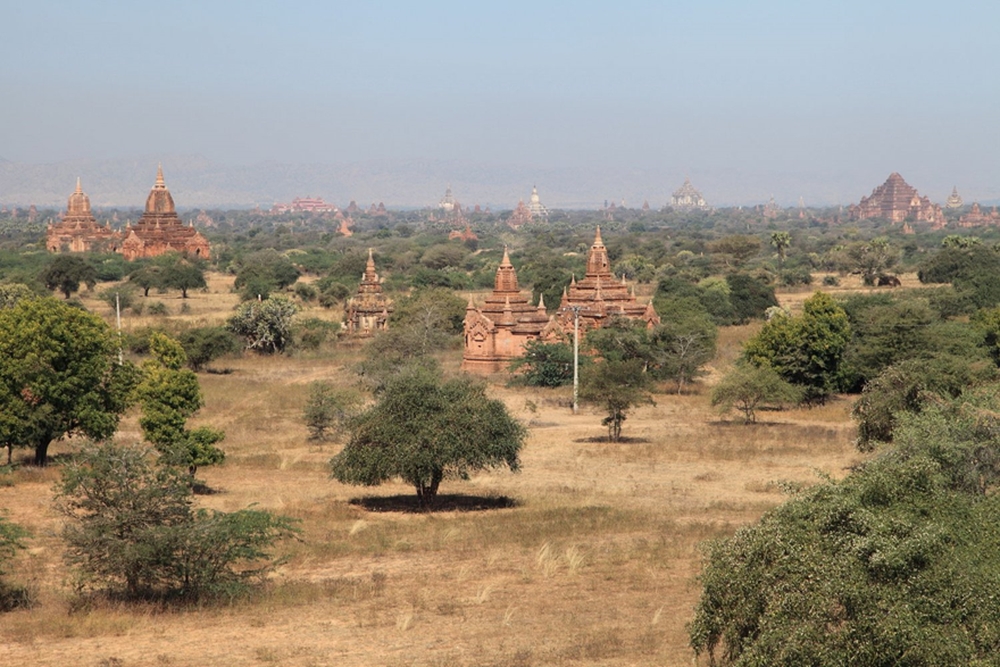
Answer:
[0,297,138,465]
[330,369,525,503]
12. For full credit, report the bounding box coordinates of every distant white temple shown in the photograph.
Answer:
[670,178,709,210]
[438,185,458,212]
[527,185,548,219]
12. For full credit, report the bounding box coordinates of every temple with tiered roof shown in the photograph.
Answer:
[849,173,944,227]
[120,166,211,260]
[345,249,393,336]
[670,178,708,210]
[946,186,964,210]
[527,185,548,219]
[556,227,660,332]
[461,228,659,373]
[46,179,121,253]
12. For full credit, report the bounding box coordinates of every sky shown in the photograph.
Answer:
[2,1,998,206]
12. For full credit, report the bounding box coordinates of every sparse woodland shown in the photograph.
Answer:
[3,203,1000,664]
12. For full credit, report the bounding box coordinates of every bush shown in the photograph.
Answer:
[822,275,839,286]
[179,327,241,372]
[57,442,297,601]
[295,317,339,351]
[303,381,361,441]
[148,301,169,316]
[509,340,575,387]
[227,296,298,354]
[711,363,804,423]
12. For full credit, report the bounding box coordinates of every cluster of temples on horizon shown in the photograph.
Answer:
[46,166,211,260]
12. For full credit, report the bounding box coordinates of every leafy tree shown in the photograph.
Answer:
[586,316,656,367]
[136,333,225,476]
[0,298,138,465]
[579,359,654,442]
[508,340,575,387]
[725,273,779,324]
[770,231,791,267]
[129,264,164,297]
[0,514,30,611]
[0,283,34,309]
[711,363,803,424]
[846,237,899,285]
[227,296,298,354]
[233,249,299,300]
[160,256,207,298]
[709,235,762,268]
[178,326,242,372]
[691,388,1000,665]
[330,369,525,503]
[650,308,717,393]
[303,381,361,441]
[743,291,851,403]
[57,442,296,600]
[41,254,97,299]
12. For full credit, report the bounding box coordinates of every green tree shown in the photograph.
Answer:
[0,298,138,465]
[0,283,35,309]
[57,442,296,600]
[650,308,717,393]
[0,514,30,610]
[770,231,791,267]
[709,235,762,268]
[691,388,1000,665]
[303,381,361,441]
[41,254,97,299]
[330,369,525,503]
[227,296,298,354]
[579,359,654,442]
[178,327,242,372]
[136,333,224,476]
[128,264,164,297]
[160,256,207,298]
[508,340,575,387]
[743,291,851,403]
[846,237,899,285]
[711,363,803,424]
[233,249,299,300]
[726,273,779,324]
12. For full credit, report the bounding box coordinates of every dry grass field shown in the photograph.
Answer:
[0,276,871,666]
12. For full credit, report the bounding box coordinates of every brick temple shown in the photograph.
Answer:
[461,228,659,374]
[345,249,393,336]
[120,166,211,260]
[46,179,121,253]
[849,172,945,227]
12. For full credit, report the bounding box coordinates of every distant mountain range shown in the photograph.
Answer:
[0,155,994,210]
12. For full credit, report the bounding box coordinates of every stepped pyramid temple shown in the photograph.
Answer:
[849,172,945,227]
[462,228,660,373]
[946,186,964,210]
[47,179,121,253]
[670,178,708,210]
[345,249,393,336]
[120,167,212,260]
[527,185,548,219]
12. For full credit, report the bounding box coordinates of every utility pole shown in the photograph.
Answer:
[115,292,123,365]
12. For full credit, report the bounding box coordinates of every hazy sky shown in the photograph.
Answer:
[2,1,998,205]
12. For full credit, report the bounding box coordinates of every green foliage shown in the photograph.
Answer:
[227,295,298,354]
[708,235,762,268]
[919,244,1000,311]
[579,359,654,442]
[57,442,296,601]
[711,363,804,423]
[233,249,299,300]
[303,381,361,441]
[136,333,225,476]
[725,273,779,324]
[651,309,717,393]
[0,514,27,578]
[41,254,97,299]
[0,283,35,309]
[852,356,995,451]
[0,298,138,465]
[846,237,899,285]
[770,231,791,265]
[178,326,241,372]
[160,256,207,298]
[330,369,525,501]
[743,291,851,403]
[128,264,164,296]
[295,317,339,351]
[391,287,467,336]
[508,340,575,387]
[691,389,1000,665]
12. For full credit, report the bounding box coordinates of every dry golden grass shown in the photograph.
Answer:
[0,285,868,667]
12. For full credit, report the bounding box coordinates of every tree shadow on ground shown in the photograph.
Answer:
[573,436,651,444]
[706,420,795,428]
[349,494,518,513]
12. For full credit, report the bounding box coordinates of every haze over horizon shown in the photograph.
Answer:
[2,1,998,208]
